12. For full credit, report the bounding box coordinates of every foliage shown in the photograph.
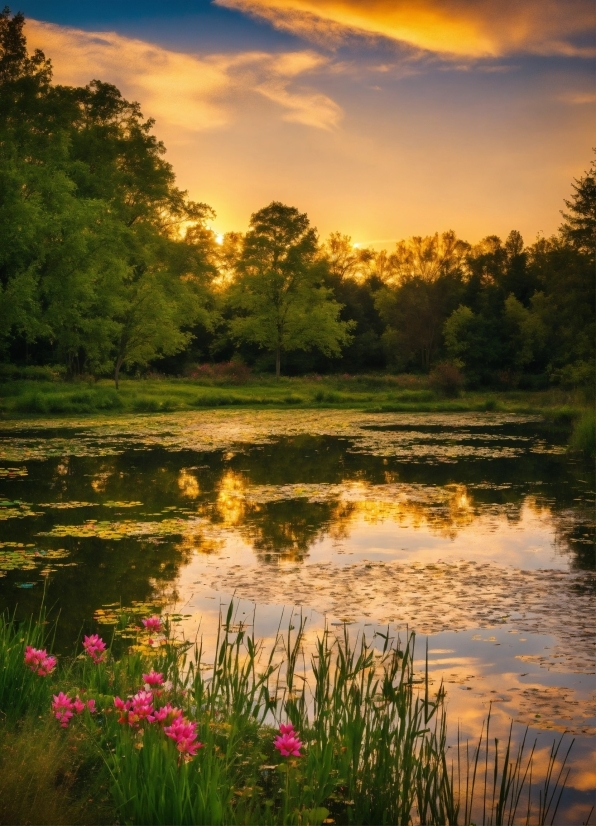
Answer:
[228,203,353,377]
[0,11,593,392]
[428,361,465,397]
[559,149,596,254]
[375,232,467,371]
[0,9,215,384]
[188,361,252,384]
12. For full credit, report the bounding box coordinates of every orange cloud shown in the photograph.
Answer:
[215,0,596,58]
[26,19,342,131]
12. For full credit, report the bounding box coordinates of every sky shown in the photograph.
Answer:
[20,0,596,247]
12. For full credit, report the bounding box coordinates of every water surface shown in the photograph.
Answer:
[0,410,594,819]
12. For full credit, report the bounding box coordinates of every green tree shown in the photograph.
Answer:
[0,8,216,381]
[375,232,468,371]
[560,150,596,254]
[111,224,214,388]
[228,202,353,377]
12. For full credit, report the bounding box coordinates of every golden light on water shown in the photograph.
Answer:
[178,469,200,499]
[216,471,247,526]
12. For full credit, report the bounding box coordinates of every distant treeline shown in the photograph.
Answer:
[1,10,594,388]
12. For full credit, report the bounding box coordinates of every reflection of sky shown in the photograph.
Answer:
[18,0,596,243]
[309,501,567,569]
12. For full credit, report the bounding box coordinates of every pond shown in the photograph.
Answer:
[0,410,594,821]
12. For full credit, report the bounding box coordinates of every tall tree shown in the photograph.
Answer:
[560,150,596,255]
[229,203,352,377]
[0,8,215,380]
[375,232,468,370]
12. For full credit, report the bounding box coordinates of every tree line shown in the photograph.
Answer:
[1,9,594,388]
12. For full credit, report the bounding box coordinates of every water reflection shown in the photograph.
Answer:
[0,412,594,821]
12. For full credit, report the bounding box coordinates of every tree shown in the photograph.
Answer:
[560,150,596,255]
[375,231,468,371]
[322,232,375,281]
[0,9,216,380]
[228,203,353,377]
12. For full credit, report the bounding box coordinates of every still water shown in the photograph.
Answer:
[0,410,594,820]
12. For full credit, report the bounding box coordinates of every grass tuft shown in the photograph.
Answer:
[568,410,596,458]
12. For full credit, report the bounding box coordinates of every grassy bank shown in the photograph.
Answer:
[0,607,572,826]
[0,374,591,421]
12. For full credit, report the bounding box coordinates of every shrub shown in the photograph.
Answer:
[189,362,251,385]
[428,362,465,398]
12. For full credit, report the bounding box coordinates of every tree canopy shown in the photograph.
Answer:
[228,203,353,377]
[0,10,593,391]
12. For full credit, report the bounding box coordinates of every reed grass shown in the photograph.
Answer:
[568,410,596,459]
[0,606,575,825]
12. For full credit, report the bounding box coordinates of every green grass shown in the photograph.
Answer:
[0,607,574,825]
[0,374,591,419]
[568,410,596,459]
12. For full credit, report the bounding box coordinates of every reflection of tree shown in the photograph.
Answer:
[178,469,200,499]
[215,471,247,526]
[19,535,194,654]
[241,499,337,563]
[326,484,477,541]
[551,508,595,571]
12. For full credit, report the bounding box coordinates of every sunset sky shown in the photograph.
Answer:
[21,0,596,247]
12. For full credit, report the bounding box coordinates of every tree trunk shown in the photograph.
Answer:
[275,346,281,379]
[114,357,123,390]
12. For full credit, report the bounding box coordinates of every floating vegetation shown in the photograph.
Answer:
[39,517,198,540]
[93,599,165,626]
[0,466,27,478]
[38,501,98,509]
[0,500,43,520]
[198,558,596,697]
[0,542,70,575]
[102,500,143,508]
[0,410,547,463]
[35,500,143,510]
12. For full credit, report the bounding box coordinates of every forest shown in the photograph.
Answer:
[1,9,594,391]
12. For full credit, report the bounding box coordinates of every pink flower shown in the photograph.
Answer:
[142,616,162,632]
[52,692,74,728]
[24,646,57,676]
[148,703,183,726]
[142,670,164,687]
[164,717,203,757]
[114,696,131,724]
[274,727,303,758]
[279,723,296,735]
[127,690,154,727]
[51,692,96,726]
[72,697,86,714]
[82,634,106,664]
